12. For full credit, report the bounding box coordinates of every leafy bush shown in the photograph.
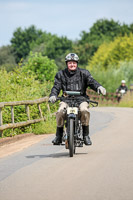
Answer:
[89,61,133,93]
[118,61,133,84]
[0,67,57,137]
[22,52,58,82]
[119,92,133,107]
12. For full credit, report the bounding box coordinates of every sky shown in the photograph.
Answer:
[0,0,133,47]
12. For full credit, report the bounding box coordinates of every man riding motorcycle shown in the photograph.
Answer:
[49,53,106,145]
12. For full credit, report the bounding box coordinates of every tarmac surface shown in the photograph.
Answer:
[0,107,133,200]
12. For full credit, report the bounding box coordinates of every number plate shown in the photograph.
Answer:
[67,107,78,114]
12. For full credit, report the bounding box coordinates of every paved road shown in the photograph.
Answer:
[0,107,133,200]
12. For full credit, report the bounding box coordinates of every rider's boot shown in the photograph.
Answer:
[52,127,63,145]
[82,125,92,145]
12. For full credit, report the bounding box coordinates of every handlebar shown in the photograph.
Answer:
[56,96,98,107]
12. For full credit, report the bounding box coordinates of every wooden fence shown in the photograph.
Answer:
[87,89,118,104]
[0,90,118,137]
[0,97,49,137]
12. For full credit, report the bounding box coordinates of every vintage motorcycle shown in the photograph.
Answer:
[56,91,98,157]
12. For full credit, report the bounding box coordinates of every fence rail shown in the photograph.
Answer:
[0,97,49,137]
[87,89,118,104]
[0,91,118,137]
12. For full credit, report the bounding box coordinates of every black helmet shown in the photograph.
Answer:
[65,53,79,63]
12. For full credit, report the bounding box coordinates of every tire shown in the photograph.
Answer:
[74,146,76,154]
[69,118,74,157]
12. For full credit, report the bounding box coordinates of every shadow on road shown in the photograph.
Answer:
[26,152,88,159]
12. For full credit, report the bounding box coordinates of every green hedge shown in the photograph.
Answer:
[0,68,57,137]
[88,61,133,93]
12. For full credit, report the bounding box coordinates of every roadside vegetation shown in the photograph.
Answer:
[119,92,133,107]
[0,18,133,137]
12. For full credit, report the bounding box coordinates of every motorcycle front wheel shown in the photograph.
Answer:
[69,118,75,157]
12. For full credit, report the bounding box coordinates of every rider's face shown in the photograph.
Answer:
[67,61,78,71]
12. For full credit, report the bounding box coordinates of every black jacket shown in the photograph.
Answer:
[50,67,101,97]
[117,85,128,92]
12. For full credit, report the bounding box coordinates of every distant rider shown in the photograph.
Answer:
[49,53,106,145]
[116,80,128,102]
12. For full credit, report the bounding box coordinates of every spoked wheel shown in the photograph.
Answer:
[69,118,75,157]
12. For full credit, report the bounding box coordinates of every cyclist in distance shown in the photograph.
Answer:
[49,53,106,145]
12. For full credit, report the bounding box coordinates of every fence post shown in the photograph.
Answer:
[11,106,14,124]
[47,103,50,112]
[38,104,43,118]
[11,106,15,136]
[25,105,32,132]
[26,105,30,120]
[0,108,3,137]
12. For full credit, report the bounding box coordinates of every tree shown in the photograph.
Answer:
[88,34,133,70]
[30,31,53,52]
[75,19,133,66]
[79,19,129,45]
[72,43,95,67]
[89,19,122,38]
[0,45,16,71]
[44,35,72,59]
[11,25,43,63]
[31,34,72,70]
